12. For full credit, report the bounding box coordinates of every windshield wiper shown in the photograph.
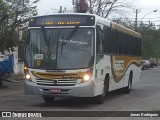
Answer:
[61,26,79,54]
[64,25,79,44]
[41,26,49,45]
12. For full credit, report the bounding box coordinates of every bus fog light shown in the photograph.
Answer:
[83,74,91,82]
[26,74,31,80]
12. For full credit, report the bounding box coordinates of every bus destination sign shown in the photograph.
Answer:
[29,15,95,27]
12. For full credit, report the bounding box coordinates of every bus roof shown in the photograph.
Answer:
[31,13,96,18]
[112,22,141,38]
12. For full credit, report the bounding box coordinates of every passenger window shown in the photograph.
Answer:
[96,25,104,54]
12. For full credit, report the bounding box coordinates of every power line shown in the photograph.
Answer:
[112,17,160,20]
[37,3,51,8]
[66,0,72,4]
[138,17,160,20]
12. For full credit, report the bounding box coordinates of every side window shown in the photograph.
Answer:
[125,34,130,55]
[119,32,125,55]
[133,37,141,56]
[138,38,142,56]
[130,35,134,56]
[111,29,118,54]
[103,26,111,54]
[96,25,104,54]
[133,37,137,56]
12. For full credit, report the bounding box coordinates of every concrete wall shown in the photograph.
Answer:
[13,47,24,75]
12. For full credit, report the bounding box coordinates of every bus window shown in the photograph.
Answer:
[111,29,118,54]
[103,26,111,54]
[96,25,104,54]
[125,34,130,55]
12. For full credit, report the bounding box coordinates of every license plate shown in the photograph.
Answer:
[49,88,61,93]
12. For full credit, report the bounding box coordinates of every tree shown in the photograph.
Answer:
[138,22,160,59]
[0,0,10,51]
[0,0,39,52]
[88,0,135,18]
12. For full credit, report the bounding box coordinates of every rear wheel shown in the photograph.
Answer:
[43,96,55,103]
[123,73,132,94]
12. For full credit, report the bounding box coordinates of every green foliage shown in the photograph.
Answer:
[139,23,160,59]
[0,0,39,52]
[0,0,10,52]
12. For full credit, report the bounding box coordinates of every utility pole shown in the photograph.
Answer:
[135,9,157,31]
[59,6,63,13]
[135,9,138,32]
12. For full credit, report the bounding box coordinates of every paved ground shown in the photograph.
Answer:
[0,75,24,98]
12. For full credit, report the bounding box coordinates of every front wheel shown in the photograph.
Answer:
[94,92,105,104]
[43,96,55,103]
[0,80,2,89]
[94,79,109,104]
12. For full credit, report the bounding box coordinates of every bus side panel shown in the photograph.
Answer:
[94,55,141,96]
[111,56,142,88]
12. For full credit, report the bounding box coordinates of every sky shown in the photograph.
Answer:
[35,0,160,25]
[135,0,160,24]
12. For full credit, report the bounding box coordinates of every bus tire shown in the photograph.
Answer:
[0,80,2,89]
[123,73,132,94]
[94,75,109,104]
[43,96,55,103]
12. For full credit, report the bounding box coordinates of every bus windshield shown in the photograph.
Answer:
[25,28,94,70]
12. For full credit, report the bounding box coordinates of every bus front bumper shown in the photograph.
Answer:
[24,80,94,97]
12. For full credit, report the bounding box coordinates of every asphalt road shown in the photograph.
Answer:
[0,68,160,120]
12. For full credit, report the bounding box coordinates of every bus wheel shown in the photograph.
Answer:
[123,73,132,94]
[0,80,2,89]
[43,96,55,103]
[94,78,109,104]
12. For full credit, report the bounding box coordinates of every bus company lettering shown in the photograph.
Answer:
[114,60,124,71]
[59,38,88,45]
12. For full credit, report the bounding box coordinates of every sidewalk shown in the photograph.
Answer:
[7,74,24,82]
[0,75,24,97]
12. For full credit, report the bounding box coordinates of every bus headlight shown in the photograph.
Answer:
[83,74,91,82]
[82,68,93,82]
[26,74,31,80]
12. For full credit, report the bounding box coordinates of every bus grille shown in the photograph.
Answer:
[35,78,81,86]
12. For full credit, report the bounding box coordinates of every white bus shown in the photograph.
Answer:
[24,13,142,104]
